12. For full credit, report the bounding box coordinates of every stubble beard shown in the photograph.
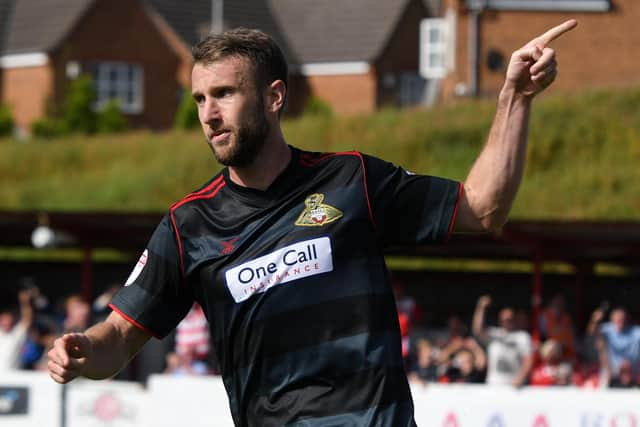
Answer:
[210,96,270,168]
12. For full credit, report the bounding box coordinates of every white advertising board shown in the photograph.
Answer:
[66,379,148,427]
[0,370,60,427]
[411,383,640,427]
[146,374,234,427]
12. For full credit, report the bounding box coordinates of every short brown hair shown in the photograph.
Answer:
[192,28,288,96]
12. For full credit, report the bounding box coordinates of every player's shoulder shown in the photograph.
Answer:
[170,172,226,215]
[297,147,367,169]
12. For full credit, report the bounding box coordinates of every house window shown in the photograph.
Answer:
[398,72,426,107]
[88,62,144,114]
[420,18,449,79]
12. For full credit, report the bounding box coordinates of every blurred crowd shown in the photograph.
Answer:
[397,281,640,389]
[1,277,639,390]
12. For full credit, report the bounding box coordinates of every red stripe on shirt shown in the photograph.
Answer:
[170,178,226,276]
[445,182,463,242]
[108,303,161,339]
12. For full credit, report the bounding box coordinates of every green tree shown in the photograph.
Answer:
[0,104,14,137]
[97,100,128,133]
[63,75,97,134]
[174,87,199,130]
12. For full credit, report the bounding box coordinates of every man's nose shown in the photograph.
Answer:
[201,98,222,124]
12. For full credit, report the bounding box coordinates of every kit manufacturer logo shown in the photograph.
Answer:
[295,193,343,227]
[225,237,333,303]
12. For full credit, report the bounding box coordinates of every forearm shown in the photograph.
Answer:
[80,321,131,379]
[19,300,34,327]
[82,315,149,380]
[462,87,532,231]
[472,307,487,339]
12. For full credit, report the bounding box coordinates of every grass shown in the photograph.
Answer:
[1,86,640,219]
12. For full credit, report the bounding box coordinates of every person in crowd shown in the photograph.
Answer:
[588,306,640,382]
[175,302,211,365]
[406,337,440,384]
[393,279,424,361]
[164,345,212,376]
[0,287,35,370]
[473,295,533,387]
[538,294,576,361]
[62,294,92,333]
[530,339,572,386]
[438,337,486,384]
[93,284,122,323]
[608,360,639,388]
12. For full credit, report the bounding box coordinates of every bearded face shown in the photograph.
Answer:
[192,58,272,168]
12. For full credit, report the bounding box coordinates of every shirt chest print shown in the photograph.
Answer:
[295,193,343,227]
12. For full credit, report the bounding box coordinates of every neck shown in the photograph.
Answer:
[228,128,291,191]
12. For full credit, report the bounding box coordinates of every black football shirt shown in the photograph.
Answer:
[110,146,461,426]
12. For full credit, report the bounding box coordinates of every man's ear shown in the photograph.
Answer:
[266,80,286,115]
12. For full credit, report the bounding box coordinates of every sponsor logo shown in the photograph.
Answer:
[125,249,148,286]
[220,237,240,255]
[225,237,333,303]
[76,391,136,424]
[0,387,28,415]
[295,193,343,227]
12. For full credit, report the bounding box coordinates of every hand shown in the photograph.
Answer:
[47,333,93,384]
[18,288,34,305]
[591,308,605,324]
[504,19,577,98]
[477,295,492,309]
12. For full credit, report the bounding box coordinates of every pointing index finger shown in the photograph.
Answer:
[528,19,578,48]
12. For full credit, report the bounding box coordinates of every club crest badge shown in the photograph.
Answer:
[295,193,343,227]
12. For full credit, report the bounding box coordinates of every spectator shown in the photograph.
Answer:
[538,294,576,360]
[588,306,640,381]
[609,360,639,389]
[175,303,210,366]
[406,338,439,384]
[473,295,533,387]
[164,346,211,376]
[439,338,486,384]
[31,320,61,372]
[393,279,424,360]
[62,294,92,333]
[393,279,423,326]
[530,339,572,386]
[0,288,35,370]
[93,283,121,323]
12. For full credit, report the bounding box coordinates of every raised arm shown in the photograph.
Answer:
[454,20,577,232]
[17,288,35,329]
[47,310,150,383]
[472,295,491,343]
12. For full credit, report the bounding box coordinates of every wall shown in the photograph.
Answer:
[375,0,428,107]
[1,64,53,131]
[444,0,640,101]
[305,72,378,115]
[50,0,181,130]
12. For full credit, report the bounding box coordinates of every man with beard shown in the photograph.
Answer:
[48,23,576,426]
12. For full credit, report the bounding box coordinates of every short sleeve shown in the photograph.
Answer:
[110,214,194,338]
[362,154,461,246]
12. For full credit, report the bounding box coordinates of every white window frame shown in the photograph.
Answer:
[420,18,450,79]
[89,62,144,114]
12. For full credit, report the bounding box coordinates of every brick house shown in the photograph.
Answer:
[6,0,633,132]
[148,0,442,115]
[0,0,184,133]
[429,0,638,102]
[0,0,441,131]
